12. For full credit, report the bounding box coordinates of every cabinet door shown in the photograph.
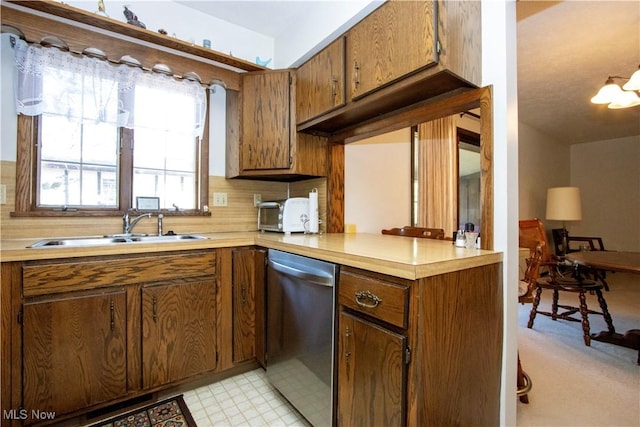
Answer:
[241,70,292,170]
[142,279,217,388]
[337,311,407,427]
[347,1,436,100]
[23,288,127,415]
[232,248,266,364]
[296,37,345,124]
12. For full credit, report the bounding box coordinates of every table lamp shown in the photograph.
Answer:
[546,186,582,256]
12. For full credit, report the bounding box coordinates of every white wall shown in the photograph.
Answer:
[481,1,519,425]
[570,136,640,251]
[275,1,382,68]
[518,121,570,219]
[344,129,411,233]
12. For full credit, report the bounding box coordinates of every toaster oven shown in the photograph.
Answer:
[258,198,309,233]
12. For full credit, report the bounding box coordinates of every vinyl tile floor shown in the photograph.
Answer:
[183,369,311,427]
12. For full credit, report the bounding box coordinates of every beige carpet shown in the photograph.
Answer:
[516,271,640,426]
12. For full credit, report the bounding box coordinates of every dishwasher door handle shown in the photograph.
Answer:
[269,259,334,287]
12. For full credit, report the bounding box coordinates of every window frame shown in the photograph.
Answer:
[12,92,210,217]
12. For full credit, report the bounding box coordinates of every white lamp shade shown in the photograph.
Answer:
[546,187,582,221]
[622,68,640,91]
[608,90,640,109]
[591,82,624,104]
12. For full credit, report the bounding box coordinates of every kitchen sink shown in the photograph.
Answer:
[28,234,209,248]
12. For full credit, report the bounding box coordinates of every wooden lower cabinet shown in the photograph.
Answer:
[22,288,127,416]
[231,247,266,365]
[3,250,222,425]
[141,278,217,389]
[337,310,407,427]
[337,263,502,426]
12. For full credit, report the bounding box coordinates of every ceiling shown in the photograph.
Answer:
[179,1,640,145]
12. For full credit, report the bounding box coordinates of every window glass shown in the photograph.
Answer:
[14,38,207,214]
[132,84,198,209]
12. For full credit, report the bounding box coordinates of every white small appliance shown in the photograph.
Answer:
[258,198,309,233]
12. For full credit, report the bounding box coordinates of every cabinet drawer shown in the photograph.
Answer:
[23,251,216,296]
[339,270,409,328]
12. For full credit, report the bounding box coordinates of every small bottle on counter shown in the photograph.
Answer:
[455,230,466,247]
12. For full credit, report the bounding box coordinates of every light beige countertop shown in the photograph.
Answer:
[1,232,502,280]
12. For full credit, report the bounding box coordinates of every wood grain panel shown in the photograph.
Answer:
[327,143,345,233]
[337,311,406,427]
[347,1,436,100]
[290,132,328,176]
[1,262,24,423]
[296,37,346,124]
[232,248,256,363]
[479,87,494,250]
[437,0,482,86]
[23,251,215,296]
[215,248,234,372]
[241,71,291,170]
[14,115,34,213]
[226,90,242,178]
[416,263,502,425]
[1,5,241,90]
[339,269,409,329]
[141,278,217,388]
[22,288,127,415]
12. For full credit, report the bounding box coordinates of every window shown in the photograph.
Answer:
[12,38,208,215]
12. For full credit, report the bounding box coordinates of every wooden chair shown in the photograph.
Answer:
[551,228,606,255]
[551,228,610,291]
[518,218,553,262]
[381,226,445,240]
[515,242,543,404]
[525,240,616,346]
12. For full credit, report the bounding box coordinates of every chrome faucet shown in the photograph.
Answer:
[123,212,151,235]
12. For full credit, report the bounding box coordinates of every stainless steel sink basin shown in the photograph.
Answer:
[28,234,209,248]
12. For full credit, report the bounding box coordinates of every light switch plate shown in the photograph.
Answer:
[253,193,262,207]
[213,192,228,206]
[0,184,6,204]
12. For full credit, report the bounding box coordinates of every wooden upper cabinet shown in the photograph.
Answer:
[347,1,436,100]
[22,288,127,415]
[296,37,346,124]
[241,70,292,171]
[229,69,328,179]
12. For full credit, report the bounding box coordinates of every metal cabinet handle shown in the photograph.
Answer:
[345,326,352,380]
[331,76,338,100]
[110,301,115,332]
[152,295,158,322]
[353,61,360,88]
[355,290,381,308]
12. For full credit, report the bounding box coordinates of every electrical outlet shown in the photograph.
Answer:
[213,192,228,207]
[0,184,6,204]
[253,193,262,207]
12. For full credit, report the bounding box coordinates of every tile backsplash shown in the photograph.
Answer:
[0,161,327,240]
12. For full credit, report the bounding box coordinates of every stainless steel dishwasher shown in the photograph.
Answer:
[266,249,337,427]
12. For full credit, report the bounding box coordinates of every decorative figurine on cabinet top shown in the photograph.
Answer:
[123,5,146,28]
[256,56,272,67]
[95,0,108,17]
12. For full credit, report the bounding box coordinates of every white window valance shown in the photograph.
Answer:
[12,38,207,139]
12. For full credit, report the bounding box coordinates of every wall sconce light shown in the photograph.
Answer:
[591,65,640,109]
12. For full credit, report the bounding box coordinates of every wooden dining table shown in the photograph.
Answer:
[565,250,640,363]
